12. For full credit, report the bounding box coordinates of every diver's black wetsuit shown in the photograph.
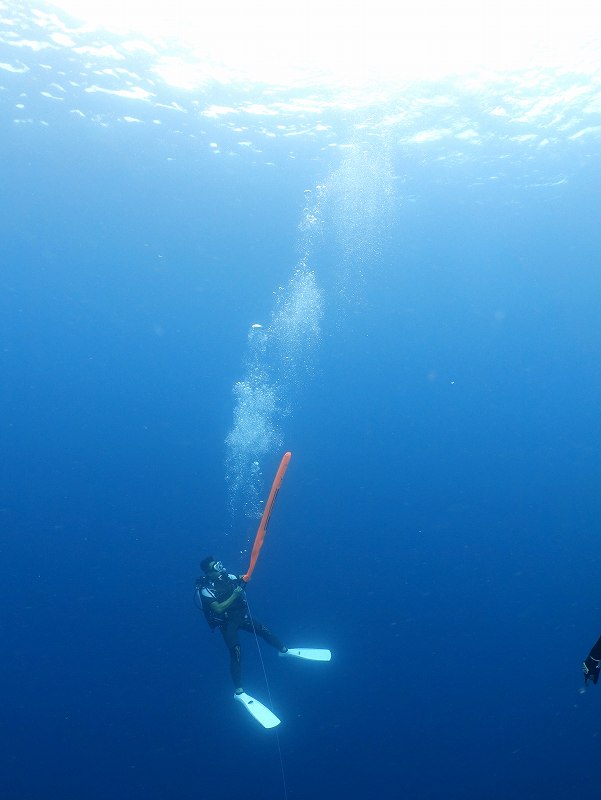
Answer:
[198,572,284,688]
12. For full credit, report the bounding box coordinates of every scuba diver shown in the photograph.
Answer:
[583,634,601,686]
[195,555,288,695]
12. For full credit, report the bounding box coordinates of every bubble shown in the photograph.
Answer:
[270,265,324,384]
[225,143,396,516]
[225,193,325,518]
[327,139,395,303]
[225,378,283,518]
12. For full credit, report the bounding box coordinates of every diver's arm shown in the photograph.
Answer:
[210,586,244,615]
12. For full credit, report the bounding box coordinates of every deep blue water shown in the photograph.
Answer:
[2,5,601,799]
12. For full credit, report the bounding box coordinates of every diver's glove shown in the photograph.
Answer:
[583,655,600,685]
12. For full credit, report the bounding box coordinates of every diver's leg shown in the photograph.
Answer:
[240,616,287,653]
[590,634,601,661]
[220,622,243,692]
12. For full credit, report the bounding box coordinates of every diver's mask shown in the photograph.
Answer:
[211,560,226,574]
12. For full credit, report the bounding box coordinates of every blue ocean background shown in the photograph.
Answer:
[2,3,601,798]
